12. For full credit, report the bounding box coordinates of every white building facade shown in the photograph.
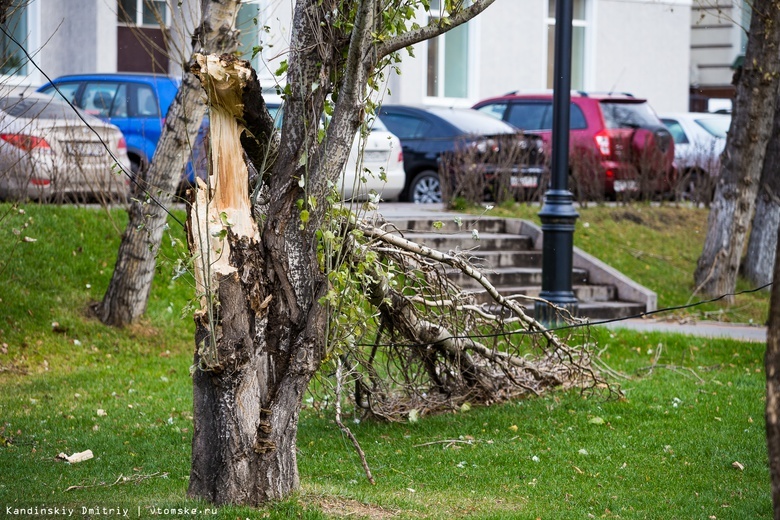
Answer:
[1,0,691,112]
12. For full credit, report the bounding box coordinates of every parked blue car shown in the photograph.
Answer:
[37,73,207,190]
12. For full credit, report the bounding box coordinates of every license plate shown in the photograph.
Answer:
[362,150,390,163]
[64,142,104,157]
[614,180,638,192]
[511,176,538,188]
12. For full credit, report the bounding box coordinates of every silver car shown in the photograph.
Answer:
[661,112,731,202]
[0,93,131,202]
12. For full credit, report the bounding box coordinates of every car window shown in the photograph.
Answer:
[111,83,129,118]
[695,117,730,139]
[427,108,516,135]
[506,102,548,130]
[135,84,160,117]
[506,101,587,131]
[0,96,79,120]
[540,103,588,130]
[39,82,81,106]
[83,83,120,117]
[600,101,660,129]
[661,119,689,144]
[475,102,507,121]
[380,113,431,140]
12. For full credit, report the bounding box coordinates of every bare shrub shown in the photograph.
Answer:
[439,132,546,207]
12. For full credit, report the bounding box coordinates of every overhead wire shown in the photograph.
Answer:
[1,21,770,349]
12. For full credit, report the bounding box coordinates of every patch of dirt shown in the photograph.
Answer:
[610,209,646,226]
[307,496,400,519]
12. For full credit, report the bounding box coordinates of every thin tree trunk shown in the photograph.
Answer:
[694,0,780,299]
[93,0,241,327]
[745,96,780,287]
[766,216,780,518]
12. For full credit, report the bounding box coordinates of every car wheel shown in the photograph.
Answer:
[679,170,712,205]
[408,170,442,204]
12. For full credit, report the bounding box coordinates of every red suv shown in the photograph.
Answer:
[473,92,675,199]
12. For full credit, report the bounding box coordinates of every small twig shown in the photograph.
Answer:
[335,359,375,485]
[413,439,475,448]
[636,364,705,384]
[65,472,168,492]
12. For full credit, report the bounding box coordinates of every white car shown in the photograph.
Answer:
[660,112,730,201]
[0,93,131,202]
[266,100,405,202]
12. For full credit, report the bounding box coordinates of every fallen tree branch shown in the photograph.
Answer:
[65,472,169,492]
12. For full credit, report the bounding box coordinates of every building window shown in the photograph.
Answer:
[546,0,587,90]
[426,0,471,99]
[117,0,169,73]
[118,0,168,27]
[0,1,29,76]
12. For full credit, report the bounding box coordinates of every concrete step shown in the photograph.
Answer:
[406,232,533,253]
[389,217,512,234]
[464,283,616,303]
[467,250,543,268]
[449,267,590,288]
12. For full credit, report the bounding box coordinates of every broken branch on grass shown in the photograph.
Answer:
[335,358,375,485]
[65,472,169,492]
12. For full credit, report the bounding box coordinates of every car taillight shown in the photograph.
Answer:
[594,130,611,157]
[30,177,51,186]
[397,150,403,163]
[118,136,127,152]
[1,133,51,151]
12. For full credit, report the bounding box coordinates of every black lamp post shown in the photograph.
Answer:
[533,0,579,325]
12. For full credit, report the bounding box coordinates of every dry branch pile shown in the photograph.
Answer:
[316,211,611,421]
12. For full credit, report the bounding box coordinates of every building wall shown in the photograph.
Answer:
[4,0,691,114]
[592,0,691,112]
[39,0,116,80]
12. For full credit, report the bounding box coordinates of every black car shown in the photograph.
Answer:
[377,105,546,203]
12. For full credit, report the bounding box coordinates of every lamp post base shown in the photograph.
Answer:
[534,292,579,326]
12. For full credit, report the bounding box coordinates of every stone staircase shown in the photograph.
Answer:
[384,215,656,321]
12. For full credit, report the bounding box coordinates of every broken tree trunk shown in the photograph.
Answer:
[187,54,325,506]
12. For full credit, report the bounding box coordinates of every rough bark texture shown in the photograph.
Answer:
[94,0,241,327]
[745,93,780,287]
[766,220,780,519]
[186,54,327,505]
[694,0,780,299]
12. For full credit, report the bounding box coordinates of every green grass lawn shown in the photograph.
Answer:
[0,202,772,519]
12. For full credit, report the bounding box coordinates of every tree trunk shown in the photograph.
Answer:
[93,0,241,327]
[186,54,326,505]
[766,217,780,518]
[745,95,780,287]
[694,0,780,299]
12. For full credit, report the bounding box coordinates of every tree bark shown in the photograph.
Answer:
[186,54,327,505]
[93,0,241,327]
[766,215,780,519]
[745,93,780,287]
[694,0,780,299]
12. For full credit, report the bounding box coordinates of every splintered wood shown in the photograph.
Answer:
[189,54,260,308]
